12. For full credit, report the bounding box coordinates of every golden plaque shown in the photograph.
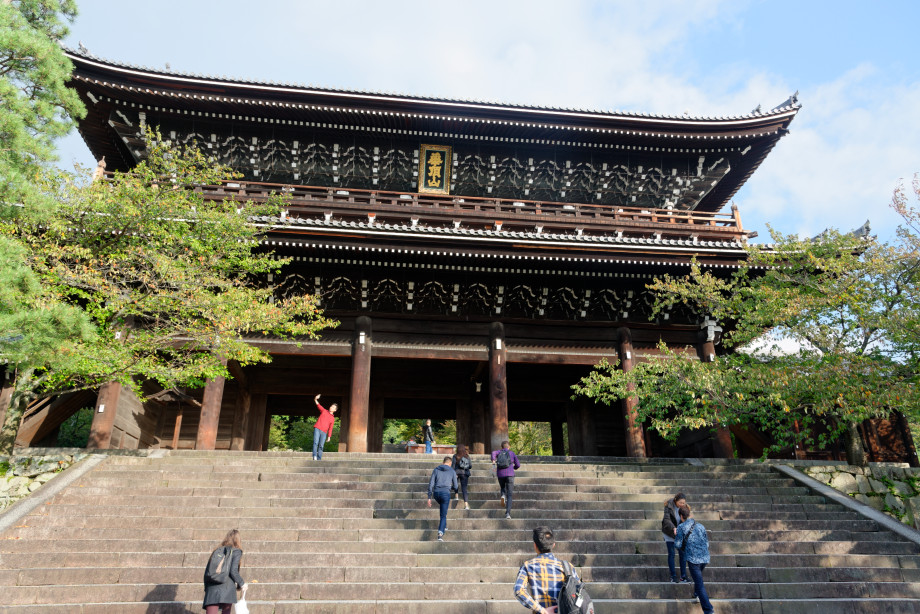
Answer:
[419,144,452,195]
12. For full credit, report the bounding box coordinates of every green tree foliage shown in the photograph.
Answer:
[268,415,340,452]
[56,406,92,447]
[508,421,561,456]
[575,215,920,463]
[0,0,85,211]
[0,135,337,454]
[0,234,96,453]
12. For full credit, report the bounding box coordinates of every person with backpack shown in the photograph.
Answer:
[674,505,714,614]
[451,444,473,510]
[312,394,337,460]
[427,456,459,541]
[513,526,593,614]
[661,492,690,583]
[202,529,247,614]
[422,419,435,454]
[491,440,520,519]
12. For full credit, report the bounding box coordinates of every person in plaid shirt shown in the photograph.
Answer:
[513,527,579,613]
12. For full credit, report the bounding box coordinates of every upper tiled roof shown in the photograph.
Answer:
[63,46,800,128]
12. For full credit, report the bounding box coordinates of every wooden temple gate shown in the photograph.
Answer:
[9,46,901,461]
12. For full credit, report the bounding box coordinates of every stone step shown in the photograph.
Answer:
[10,564,918,586]
[2,450,918,613]
[3,525,907,547]
[2,546,917,569]
[0,598,918,614]
[59,482,815,498]
[6,579,920,605]
[49,492,831,507]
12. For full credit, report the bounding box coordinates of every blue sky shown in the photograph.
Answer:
[57,0,920,243]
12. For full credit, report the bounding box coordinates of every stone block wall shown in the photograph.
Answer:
[800,463,920,527]
[0,451,86,511]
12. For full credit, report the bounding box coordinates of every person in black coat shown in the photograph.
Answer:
[203,529,247,613]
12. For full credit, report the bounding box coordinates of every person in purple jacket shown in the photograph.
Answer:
[490,440,521,519]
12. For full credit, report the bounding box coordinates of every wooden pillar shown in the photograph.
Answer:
[456,398,471,451]
[230,383,251,451]
[170,405,184,450]
[247,394,267,451]
[470,382,486,454]
[699,338,734,459]
[565,401,581,456]
[551,419,565,456]
[338,393,350,452]
[579,398,598,456]
[618,328,647,458]
[369,397,384,453]
[261,410,272,451]
[0,379,13,436]
[87,382,122,450]
[196,358,228,450]
[489,322,508,451]
[347,316,372,453]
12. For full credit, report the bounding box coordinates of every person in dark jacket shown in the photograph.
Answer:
[312,394,337,460]
[427,456,459,541]
[491,440,521,519]
[422,419,435,454]
[451,444,473,510]
[202,529,247,613]
[662,492,689,583]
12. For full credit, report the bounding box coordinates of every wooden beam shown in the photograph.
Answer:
[489,322,509,451]
[618,327,647,458]
[87,382,122,450]
[15,390,96,447]
[551,420,565,456]
[196,358,228,450]
[248,393,268,451]
[470,381,486,455]
[230,381,251,451]
[347,316,372,453]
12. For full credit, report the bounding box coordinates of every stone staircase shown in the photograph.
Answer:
[1,451,920,613]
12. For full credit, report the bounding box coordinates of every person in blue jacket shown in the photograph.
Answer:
[675,505,713,614]
[427,456,459,541]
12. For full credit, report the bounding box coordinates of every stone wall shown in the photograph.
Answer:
[800,463,920,527]
[0,452,87,511]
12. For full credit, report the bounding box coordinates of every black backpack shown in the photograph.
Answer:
[495,449,512,469]
[457,456,472,471]
[558,560,593,614]
[204,546,232,585]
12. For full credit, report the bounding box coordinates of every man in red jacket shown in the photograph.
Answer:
[312,394,337,460]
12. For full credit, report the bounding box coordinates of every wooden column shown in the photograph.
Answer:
[347,316,372,453]
[369,397,384,453]
[196,358,228,450]
[87,382,122,450]
[337,393,350,452]
[456,398,471,451]
[618,328,647,458]
[247,394,267,451]
[261,410,271,451]
[551,420,565,456]
[470,382,486,454]
[489,322,509,451]
[579,398,598,456]
[230,383,251,451]
[699,338,734,459]
[0,379,13,436]
[565,401,581,456]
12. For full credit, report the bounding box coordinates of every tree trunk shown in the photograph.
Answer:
[843,421,866,466]
[0,368,35,456]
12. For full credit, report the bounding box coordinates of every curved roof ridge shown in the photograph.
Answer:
[63,46,801,123]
